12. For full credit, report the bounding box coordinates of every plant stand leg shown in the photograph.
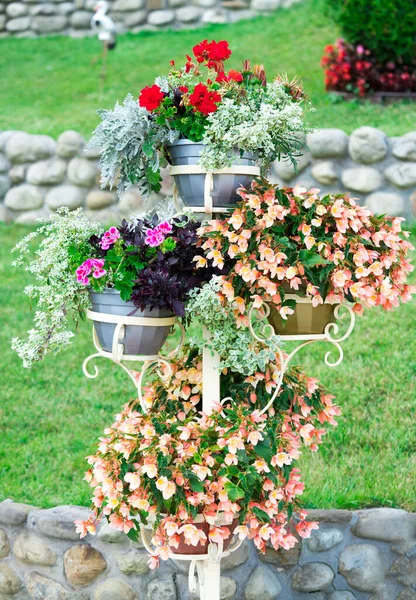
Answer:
[198,559,221,600]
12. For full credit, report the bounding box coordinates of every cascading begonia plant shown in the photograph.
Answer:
[196,179,415,325]
[76,346,340,567]
[88,39,310,197]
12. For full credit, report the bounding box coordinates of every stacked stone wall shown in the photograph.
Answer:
[0,0,301,38]
[1,127,416,225]
[0,501,415,599]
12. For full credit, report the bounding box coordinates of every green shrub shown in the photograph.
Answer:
[327,0,416,65]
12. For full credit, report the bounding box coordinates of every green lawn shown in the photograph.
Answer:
[1,0,416,139]
[1,223,415,510]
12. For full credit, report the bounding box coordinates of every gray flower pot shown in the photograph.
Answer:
[89,289,174,358]
[169,139,258,211]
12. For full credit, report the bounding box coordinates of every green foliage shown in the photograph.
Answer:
[326,0,416,65]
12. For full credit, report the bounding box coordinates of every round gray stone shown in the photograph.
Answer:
[251,0,281,10]
[306,129,349,159]
[6,132,56,163]
[202,8,229,22]
[30,4,57,15]
[0,175,10,200]
[307,528,343,552]
[67,157,97,187]
[0,15,6,30]
[0,501,36,526]
[244,565,281,599]
[119,187,143,213]
[85,207,120,224]
[193,0,216,6]
[0,563,21,595]
[176,5,202,21]
[0,154,9,173]
[341,167,382,193]
[352,508,415,543]
[56,130,85,158]
[6,3,27,17]
[112,0,144,10]
[46,184,86,209]
[222,540,249,570]
[13,530,57,566]
[385,162,416,188]
[15,207,50,224]
[339,544,385,592]
[0,529,10,559]
[147,576,177,600]
[349,126,388,164]
[93,578,136,600]
[30,505,92,541]
[97,522,128,544]
[220,577,236,600]
[32,14,67,31]
[292,562,334,592]
[26,158,67,185]
[9,164,27,184]
[24,571,75,600]
[273,152,311,182]
[5,184,44,211]
[365,192,404,216]
[86,189,116,209]
[0,204,13,223]
[56,2,74,15]
[70,10,92,28]
[0,131,21,152]
[311,160,338,185]
[116,549,149,575]
[392,132,416,161]
[123,9,147,25]
[147,8,175,25]
[6,16,30,30]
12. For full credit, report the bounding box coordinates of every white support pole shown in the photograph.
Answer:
[202,326,221,414]
[200,326,222,600]
[198,559,222,600]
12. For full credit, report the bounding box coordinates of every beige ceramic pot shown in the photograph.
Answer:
[268,296,336,336]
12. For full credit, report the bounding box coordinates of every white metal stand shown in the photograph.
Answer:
[82,285,355,600]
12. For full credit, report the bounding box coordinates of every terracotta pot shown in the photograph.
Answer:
[172,517,239,556]
[268,296,337,336]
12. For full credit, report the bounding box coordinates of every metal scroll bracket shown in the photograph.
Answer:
[82,310,185,414]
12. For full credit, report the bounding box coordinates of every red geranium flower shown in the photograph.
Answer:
[228,69,243,83]
[193,39,231,65]
[139,85,165,112]
[189,83,221,116]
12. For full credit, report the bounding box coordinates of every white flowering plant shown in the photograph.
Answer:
[88,39,311,198]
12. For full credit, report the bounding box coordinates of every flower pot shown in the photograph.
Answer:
[268,296,337,336]
[88,289,175,359]
[172,516,239,556]
[169,139,259,213]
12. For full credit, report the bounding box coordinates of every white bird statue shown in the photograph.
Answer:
[91,1,117,50]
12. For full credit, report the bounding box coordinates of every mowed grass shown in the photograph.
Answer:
[0,223,415,510]
[1,0,416,139]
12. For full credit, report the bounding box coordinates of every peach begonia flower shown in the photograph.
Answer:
[254,459,270,473]
[124,472,141,491]
[141,463,158,478]
[179,524,207,546]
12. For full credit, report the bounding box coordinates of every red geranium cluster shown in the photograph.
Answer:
[193,39,231,69]
[189,83,221,116]
[139,84,166,112]
[322,39,416,96]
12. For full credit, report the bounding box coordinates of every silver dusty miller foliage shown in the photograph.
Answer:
[87,94,179,198]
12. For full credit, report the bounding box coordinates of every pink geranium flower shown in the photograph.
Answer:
[100,226,120,250]
[76,258,107,286]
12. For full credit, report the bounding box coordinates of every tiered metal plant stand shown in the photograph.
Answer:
[81,182,356,600]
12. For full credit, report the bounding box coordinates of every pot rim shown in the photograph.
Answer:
[168,139,257,161]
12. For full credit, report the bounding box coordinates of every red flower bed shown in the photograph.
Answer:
[321,39,416,97]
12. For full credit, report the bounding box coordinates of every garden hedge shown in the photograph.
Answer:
[327,0,416,65]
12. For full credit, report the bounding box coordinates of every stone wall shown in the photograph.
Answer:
[0,0,301,39]
[1,127,416,225]
[0,500,415,599]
